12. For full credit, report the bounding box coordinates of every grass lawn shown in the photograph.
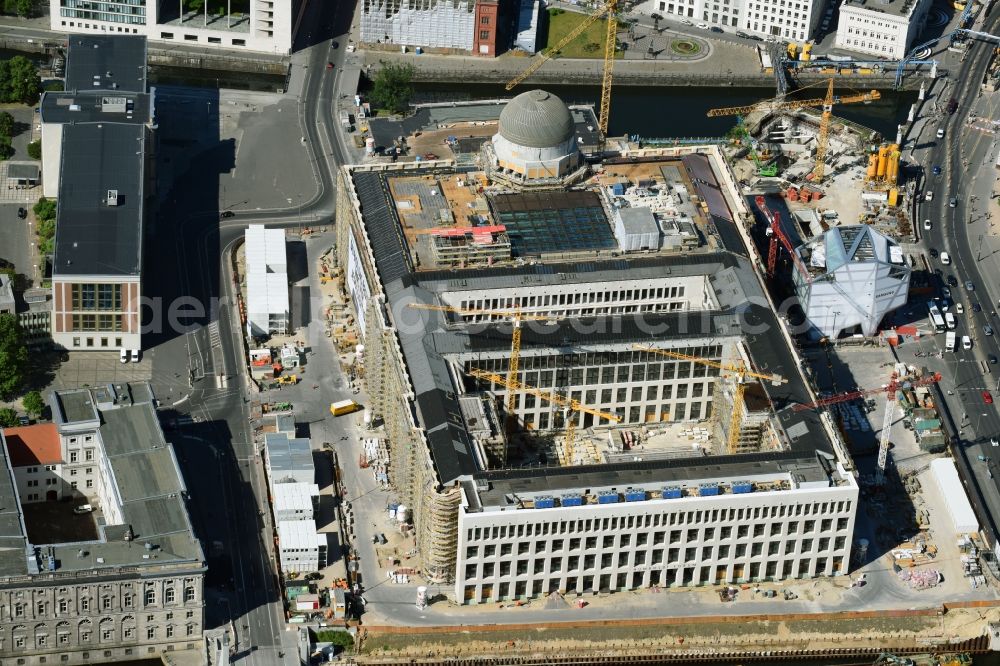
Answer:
[543,8,621,59]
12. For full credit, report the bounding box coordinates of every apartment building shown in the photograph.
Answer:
[834,0,933,59]
[49,0,301,54]
[0,383,205,664]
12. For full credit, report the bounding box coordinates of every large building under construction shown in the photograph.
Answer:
[335,90,858,603]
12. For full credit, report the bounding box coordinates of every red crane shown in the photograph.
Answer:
[792,372,942,412]
[754,195,810,281]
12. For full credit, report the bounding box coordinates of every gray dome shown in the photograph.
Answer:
[498,90,574,149]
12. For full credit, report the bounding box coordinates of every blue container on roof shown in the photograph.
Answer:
[698,484,720,497]
[732,481,753,495]
[561,495,583,507]
[535,496,555,509]
[597,492,619,504]
[625,489,646,502]
[662,487,682,499]
[611,183,625,196]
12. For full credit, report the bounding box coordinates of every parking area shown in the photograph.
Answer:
[49,351,154,391]
[0,203,36,276]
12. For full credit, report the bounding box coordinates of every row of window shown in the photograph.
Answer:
[463,536,850,579]
[59,19,142,34]
[465,502,853,543]
[468,345,726,374]
[457,285,689,313]
[71,314,125,332]
[72,335,125,348]
[7,587,197,620]
[70,284,124,312]
[4,621,197,651]
[520,398,713,429]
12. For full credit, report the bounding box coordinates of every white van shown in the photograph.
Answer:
[962,335,973,350]
[937,128,945,139]
[941,252,951,265]
[120,349,129,363]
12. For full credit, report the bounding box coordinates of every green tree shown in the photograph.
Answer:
[22,390,44,418]
[0,407,17,427]
[370,62,415,115]
[43,80,64,92]
[33,197,56,222]
[15,0,31,17]
[26,138,40,159]
[186,0,205,13]
[0,56,41,104]
[0,314,27,400]
[314,630,353,650]
[0,111,13,138]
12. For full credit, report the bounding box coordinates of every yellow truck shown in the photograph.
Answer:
[330,400,361,417]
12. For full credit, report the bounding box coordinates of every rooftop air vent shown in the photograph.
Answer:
[107,190,119,206]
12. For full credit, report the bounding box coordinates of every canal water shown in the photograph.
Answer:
[407,82,919,140]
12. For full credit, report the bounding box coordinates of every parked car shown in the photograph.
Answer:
[966,281,975,291]
[220,210,235,219]
[947,98,958,114]
[941,251,951,264]
[985,390,994,405]
[923,219,931,230]
[331,40,339,49]
[925,191,933,202]
[947,275,958,287]
[73,504,94,514]
[681,18,693,25]
[130,349,141,363]
[990,354,998,364]
[120,349,129,363]
[17,207,26,219]
[957,303,964,314]
[942,287,952,298]
[974,302,983,313]
[326,62,334,70]
[950,197,958,208]
[937,128,946,139]
[696,22,709,29]
[710,25,724,32]
[932,165,942,175]
[986,325,994,336]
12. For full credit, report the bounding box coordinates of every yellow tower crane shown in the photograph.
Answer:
[707,79,881,183]
[406,303,555,465]
[632,345,786,454]
[468,368,620,466]
[506,0,618,134]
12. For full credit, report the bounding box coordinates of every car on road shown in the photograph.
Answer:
[966,281,975,291]
[947,275,958,287]
[710,25,724,32]
[932,165,942,176]
[950,197,958,208]
[220,211,235,219]
[937,128,946,139]
[73,504,94,514]
[331,40,339,48]
[963,335,973,350]
[974,302,983,313]
[130,349,140,363]
[327,62,334,70]
[925,191,934,201]
[943,286,952,298]
[957,303,965,314]
[17,207,26,219]
[985,391,994,405]
[990,354,998,364]
[924,219,931,230]
[120,349,129,363]
[736,30,751,38]
[986,325,995,336]
[941,251,951,264]
[929,248,938,258]
[697,22,709,29]
[681,18,693,25]
[947,98,958,114]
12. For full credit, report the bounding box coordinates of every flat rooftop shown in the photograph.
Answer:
[490,191,616,256]
[40,90,151,126]
[0,383,203,579]
[348,158,834,490]
[840,0,918,18]
[53,122,145,277]
[64,34,148,94]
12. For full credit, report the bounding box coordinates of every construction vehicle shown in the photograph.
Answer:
[407,303,555,466]
[633,345,785,454]
[468,367,620,466]
[276,374,298,386]
[733,117,778,177]
[707,79,881,182]
[506,0,618,134]
[331,400,361,417]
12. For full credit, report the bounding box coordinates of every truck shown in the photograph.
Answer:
[331,399,361,417]
[945,311,956,330]
[339,110,352,130]
[946,331,957,352]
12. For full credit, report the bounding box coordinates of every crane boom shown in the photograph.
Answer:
[875,392,895,485]
[506,6,609,91]
[793,372,941,412]
[754,196,811,281]
[599,0,618,133]
[706,87,882,117]
[632,345,785,384]
[406,303,551,322]
[468,368,620,421]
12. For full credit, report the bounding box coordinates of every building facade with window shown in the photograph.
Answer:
[49,0,300,54]
[834,0,933,59]
[636,0,825,41]
[0,383,205,663]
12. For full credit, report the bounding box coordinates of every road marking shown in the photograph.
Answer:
[209,321,222,348]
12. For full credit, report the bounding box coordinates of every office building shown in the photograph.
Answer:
[0,383,205,663]
[277,520,327,574]
[835,0,933,59]
[49,0,300,54]
[637,0,825,41]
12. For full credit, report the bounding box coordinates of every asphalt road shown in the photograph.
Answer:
[914,3,1000,548]
[138,0,359,661]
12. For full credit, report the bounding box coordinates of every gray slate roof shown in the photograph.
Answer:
[64,35,148,94]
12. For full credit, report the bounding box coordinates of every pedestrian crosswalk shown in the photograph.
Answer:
[208,321,221,348]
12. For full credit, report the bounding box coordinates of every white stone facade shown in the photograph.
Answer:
[456,469,858,603]
[637,0,824,41]
[49,0,298,54]
[360,0,475,50]
[491,133,579,180]
[834,0,933,59]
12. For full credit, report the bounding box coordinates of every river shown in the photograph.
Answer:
[408,82,919,140]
